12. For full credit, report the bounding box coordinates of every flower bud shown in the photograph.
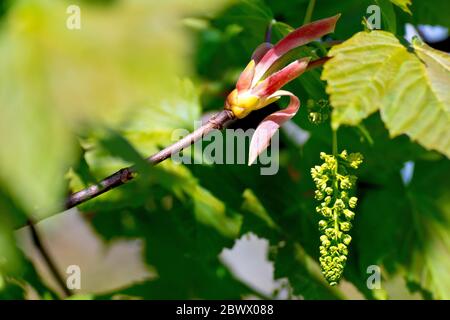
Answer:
[315,190,324,200]
[342,234,352,246]
[334,199,345,209]
[348,152,363,169]
[343,209,355,220]
[325,228,335,238]
[332,258,340,265]
[339,246,348,256]
[349,197,358,208]
[321,207,333,218]
[340,177,352,189]
[225,89,262,119]
[318,220,327,230]
[340,222,352,232]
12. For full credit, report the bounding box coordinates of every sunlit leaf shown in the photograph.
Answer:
[323,31,408,127]
[323,31,450,157]
[402,160,450,299]
[381,44,450,158]
[390,0,411,14]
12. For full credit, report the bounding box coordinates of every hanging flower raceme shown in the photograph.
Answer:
[224,15,340,165]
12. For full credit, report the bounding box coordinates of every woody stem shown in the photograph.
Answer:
[64,110,235,210]
[20,56,329,228]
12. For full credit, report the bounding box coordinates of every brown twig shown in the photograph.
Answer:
[64,109,235,209]
[27,220,72,298]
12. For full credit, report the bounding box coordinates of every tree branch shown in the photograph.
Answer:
[64,109,235,209]
[27,220,73,298]
[17,56,330,229]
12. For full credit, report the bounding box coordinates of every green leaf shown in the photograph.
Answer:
[390,0,411,14]
[188,155,347,299]
[412,40,450,114]
[0,0,228,219]
[241,189,278,230]
[323,31,408,127]
[353,177,408,293]
[0,207,58,300]
[401,160,450,299]
[353,159,450,299]
[272,242,344,299]
[410,0,450,29]
[3,0,227,124]
[215,0,273,44]
[69,77,241,237]
[98,131,150,175]
[0,276,25,300]
[266,0,372,39]
[69,78,201,191]
[91,194,249,299]
[190,185,242,238]
[197,0,274,83]
[381,43,450,158]
[376,0,397,33]
[322,31,450,157]
[0,36,76,216]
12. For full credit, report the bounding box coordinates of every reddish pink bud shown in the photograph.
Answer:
[252,14,340,84]
[248,90,300,165]
[253,57,310,97]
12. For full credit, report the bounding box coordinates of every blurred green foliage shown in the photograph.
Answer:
[0,0,449,300]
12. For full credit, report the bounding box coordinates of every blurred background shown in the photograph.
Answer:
[0,0,448,300]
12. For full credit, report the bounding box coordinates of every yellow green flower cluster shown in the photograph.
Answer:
[311,150,363,286]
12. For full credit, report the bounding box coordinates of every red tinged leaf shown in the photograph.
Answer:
[252,14,340,84]
[236,60,256,91]
[252,57,310,97]
[248,90,300,165]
